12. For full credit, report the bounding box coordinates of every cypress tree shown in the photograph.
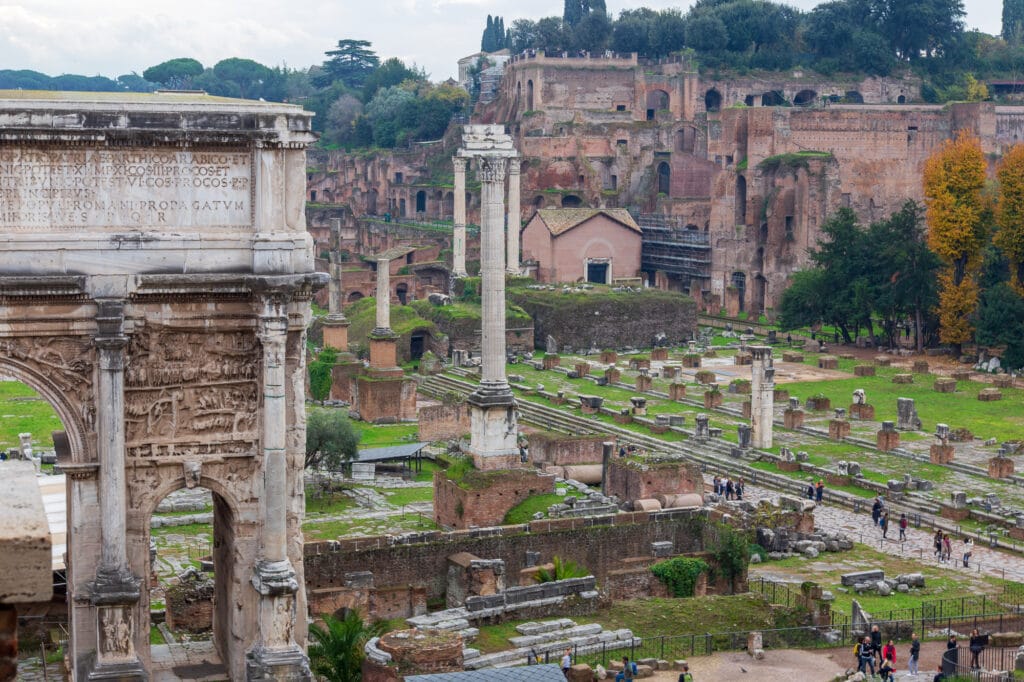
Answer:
[1005,0,1024,41]
[564,0,583,27]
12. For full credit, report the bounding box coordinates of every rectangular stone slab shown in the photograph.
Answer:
[840,570,884,586]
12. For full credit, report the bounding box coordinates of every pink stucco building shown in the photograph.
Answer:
[521,208,642,284]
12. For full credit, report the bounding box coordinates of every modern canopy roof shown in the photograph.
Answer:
[405,664,566,682]
[355,442,429,463]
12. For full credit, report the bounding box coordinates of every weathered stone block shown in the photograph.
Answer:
[929,444,954,464]
[778,461,801,472]
[951,370,972,381]
[854,365,876,377]
[682,353,701,368]
[933,378,956,393]
[704,391,723,409]
[849,403,875,420]
[735,352,752,366]
[773,388,789,402]
[741,401,751,419]
[877,430,900,452]
[600,351,617,364]
[574,362,591,377]
[874,356,892,366]
[989,456,1015,479]
[818,355,839,370]
[979,388,1003,401]
[694,370,716,384]
[806,396,831,411]
[605,367,621,383]
[636,375,652,392]
[782,352,804,363]
[651,348,668,362]
[661,365,679,379]
[939,504,970,521]
[668,383,687,400]
[829,420,851,440]
[912,360,930,374]
[542,353,560,370]
[892,373,913,384]
[783,409,804,429]
[994,375,1014,388]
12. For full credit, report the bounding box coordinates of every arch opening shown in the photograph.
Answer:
[561,195,582,208]
[656,162,671,195]
[704,89,722,113]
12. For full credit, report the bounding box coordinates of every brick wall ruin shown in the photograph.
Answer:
[433,468,556,529]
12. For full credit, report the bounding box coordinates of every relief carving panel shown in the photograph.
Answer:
[0,336,95,430]
[125,326,259,459]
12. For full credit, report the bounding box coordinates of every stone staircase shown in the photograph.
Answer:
[462,618,638,669]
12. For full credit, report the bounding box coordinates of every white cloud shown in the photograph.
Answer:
[0,0,1003,84]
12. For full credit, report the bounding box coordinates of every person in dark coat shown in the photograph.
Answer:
[872,497,883,526]
[969,628,986,669]
[871,625,883,666]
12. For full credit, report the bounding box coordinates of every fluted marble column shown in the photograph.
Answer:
[452,157,468,277]
[322,218,350,351]
[478,157,511,391]
[751,346,775,449]
[506,158,521,274]
[258,303,290,566]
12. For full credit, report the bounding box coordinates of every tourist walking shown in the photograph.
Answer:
[561,648,572,678]
[963,537,973,568]
[934,529,944,561]
[880,512,889,539]
[735,477,744,501]
[945,634,959,670]
[856,636,875,675]
[871,625,883,666]
[899,513,908,541]
[677,663,693,682]
[943,533,953,562]
[725,478,734,500]
[969,628,986,669]
[872,497,884,526]
[807,481,815,500]
[815,480,824,503]
[909,632,921,676]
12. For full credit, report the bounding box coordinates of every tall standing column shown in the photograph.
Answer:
[374,258,391,334]
[248,295,309,680]
[368,257,400,372]
[478,156,511,391]
[750,346,775,449]
[452,156,468,277]
[506,158,521,274]
[322,218,351,352]
[89,299,144,679]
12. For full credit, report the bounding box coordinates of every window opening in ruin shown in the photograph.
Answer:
[686,224,698,231]
[561,195,583,208]
[845,91,864,104]
[616,139,627,146]
[907,126,918,144]
[677,127,696,153]
[578,175,585,185]
[841,193,851,208]
[794,89,816,107]
[399,198,407,217]
[705,89,722,113]
[897,95,906,104]
[761,91,785,106]
[587,259,610,284]
[785,216,794,240]
[731,271,747,312]
[656,162,671,195]
[744,95,755,107]
[367,189,378,215]
[616,104,626,111]
[533,195,545,208]
[611,175,618,190]
[759,223,768,243]
[310,190,316,202]
[410,334,425,360]
[526,80,535,110]
[396,282,408,305]
[647,109,655,121]
[395,172,403,184]
[725,155,733,165]
[406,253,414,265]
[753,274,767,316]
[735,175,747,225]
[348,292,364,303]
[415,191,426,214]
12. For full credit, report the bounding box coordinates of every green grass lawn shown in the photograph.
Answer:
[302,512,439,540]
[375,486,434,507]
[0,380,64,451]
[305,488,358,515]
[358,422,420,448]
[785,368,1024,441]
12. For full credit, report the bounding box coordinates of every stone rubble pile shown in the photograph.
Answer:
[464,618,638,670]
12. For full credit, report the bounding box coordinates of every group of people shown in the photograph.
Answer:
[805,479,825,503]
[933,529,974,567]
[712,475,744,500]
[871,498,910,542]
[854,625,904,680]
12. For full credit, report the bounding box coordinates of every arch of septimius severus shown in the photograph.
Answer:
[0,92,325,680]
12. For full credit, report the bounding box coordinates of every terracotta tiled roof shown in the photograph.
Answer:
[535,208,641,236]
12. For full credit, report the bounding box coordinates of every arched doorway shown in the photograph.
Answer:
[761,91,785,106]
[415,191,427,214]
[399,198,407,217]
[526,80,535,110]
[704,89,722,113]
[676,127,696,153]
[348,291,364,303]
[396,282,408,305]
[793,89,816,106]
[731,271,747,313]
[657,162,671,195]
[367,188,378,215]
[735,175,747,225]
[561,195,582,207]
[844,90,864,104]
[646,89,669,120]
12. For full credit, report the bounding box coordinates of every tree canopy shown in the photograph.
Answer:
[305,408,360,470]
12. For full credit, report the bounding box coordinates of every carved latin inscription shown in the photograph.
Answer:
[0,148,251,230]
[125,327,259,458]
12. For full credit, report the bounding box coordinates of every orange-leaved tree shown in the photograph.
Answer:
[923,131,989,349]
[996,144,1024,294]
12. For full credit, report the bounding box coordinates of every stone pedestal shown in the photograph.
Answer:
[951,370,972,381]
[939,504,970,521]
[818,355,839,369]
[542,353,560,370]
[630,357,651,371]
[854,365,876,377]
[741,401,752,419]
[778,461,801,472]
[829,419,851,440]
[930,444,955,464]
[893,373,913,384]
[784,409,804,429]
[933,378,957,393]
[322,316,350,352]
[782,352,804,363]
[989,456,1015,479]
[651,347,668,362]
[735,351,752,365]
[874,355,892,366]
[636,375,653,392]
[682,353,701,368]
[877,423,900,452]
[750,347,775,449]
[704,390,722,409]
[574,362,591,377]
[979,388,1004,401]
[605,367,621,383]
[669,383,687,400]
[994,375,1014,388]
[695,370,716,384]
[773,388,790,402]
[913,360,930,373]
[600,350,617,364]
[662,365,679,379]
[849,403,875,420]
[580,395,604,415]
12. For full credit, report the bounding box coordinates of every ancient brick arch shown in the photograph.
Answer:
[0,93,325,681]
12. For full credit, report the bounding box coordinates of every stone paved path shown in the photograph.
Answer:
[711,474,1024,583]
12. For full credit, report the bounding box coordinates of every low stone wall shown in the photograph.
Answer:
[605,458,703,502]
[528,431,609,466]
[304,508,709,611]
[433,468,555,530]
[417,402,471,441]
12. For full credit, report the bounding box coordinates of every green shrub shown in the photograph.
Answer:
[534,556,590,583]
[651,557,709,598]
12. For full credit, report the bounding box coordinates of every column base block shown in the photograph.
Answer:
[246,645,311,681]
[86,658,147,681]
[465,400,519,470]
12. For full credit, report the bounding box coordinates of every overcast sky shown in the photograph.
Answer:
[0,0,1003,84]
